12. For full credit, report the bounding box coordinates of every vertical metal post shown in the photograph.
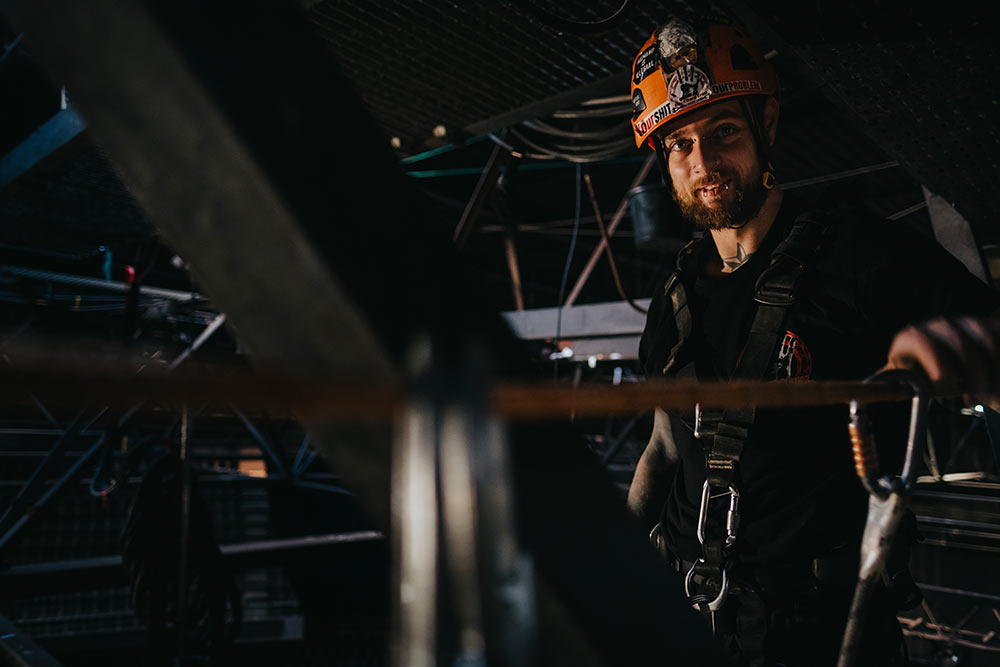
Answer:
[440,402,486,666]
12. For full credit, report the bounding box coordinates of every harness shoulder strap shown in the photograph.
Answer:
[705,209,837,483]
[661,237,709,376]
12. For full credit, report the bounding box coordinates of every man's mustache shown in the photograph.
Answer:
[691,171,736,191]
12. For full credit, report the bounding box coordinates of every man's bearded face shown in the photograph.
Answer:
[659,99,771,231]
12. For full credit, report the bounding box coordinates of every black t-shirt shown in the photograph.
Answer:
[638,197,1000,567]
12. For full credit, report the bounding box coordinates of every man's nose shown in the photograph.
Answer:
[689,138,721,174]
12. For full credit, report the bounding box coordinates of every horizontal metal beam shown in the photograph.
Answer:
[0,265,202,302]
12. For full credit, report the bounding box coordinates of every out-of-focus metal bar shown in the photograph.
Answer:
[392,393,438,667]
[0,363,929,420]
[563,154,656,307]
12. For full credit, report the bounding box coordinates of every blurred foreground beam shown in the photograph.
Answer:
[0,363,922,420]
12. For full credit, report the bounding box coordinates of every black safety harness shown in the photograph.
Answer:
[658,209,835,621]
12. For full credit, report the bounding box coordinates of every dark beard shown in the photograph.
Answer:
[673,170,769,231]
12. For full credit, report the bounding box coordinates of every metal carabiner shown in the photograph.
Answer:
[684,559,730,612]
[847,368,931,498]
[695,480,741,548]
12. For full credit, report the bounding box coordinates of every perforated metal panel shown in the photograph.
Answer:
[306,0,688,152]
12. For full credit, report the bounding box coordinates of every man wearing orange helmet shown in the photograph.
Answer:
[626,14,1000,666]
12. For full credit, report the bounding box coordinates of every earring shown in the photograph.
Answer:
[762,162,776,190]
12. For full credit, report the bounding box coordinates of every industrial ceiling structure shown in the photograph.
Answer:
[0,1,998,665]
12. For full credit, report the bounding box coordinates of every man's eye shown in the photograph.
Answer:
[669,138,693,152]
[717,125,738,138]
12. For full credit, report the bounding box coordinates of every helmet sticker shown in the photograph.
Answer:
[634,100,671,137]
[633,46,658,85]
[632,88,647,119]
[656,19,697,63]
[711,79,763,94]
[667,65,712,109]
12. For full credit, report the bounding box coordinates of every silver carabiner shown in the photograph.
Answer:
[684,558,730,612]
[695,480,741,548]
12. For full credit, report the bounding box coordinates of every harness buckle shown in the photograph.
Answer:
[753,256,803,306]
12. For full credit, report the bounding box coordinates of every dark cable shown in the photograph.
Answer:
[522,118,630,141]
[511,127,634,155]
[550,104,632,119]
[554,164,583,381]
[584,172,647,314]
[506,0,639,35]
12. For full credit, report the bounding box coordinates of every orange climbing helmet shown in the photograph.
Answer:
[630,17,779,148]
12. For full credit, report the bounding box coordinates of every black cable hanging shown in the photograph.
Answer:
[505,0,639,35]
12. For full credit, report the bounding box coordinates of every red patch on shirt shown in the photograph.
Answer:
[774,330,812,380]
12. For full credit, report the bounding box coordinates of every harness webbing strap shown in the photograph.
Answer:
[662,272,693,376]
[662,240,701,376]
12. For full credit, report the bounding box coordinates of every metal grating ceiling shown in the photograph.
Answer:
[306,0,688,153]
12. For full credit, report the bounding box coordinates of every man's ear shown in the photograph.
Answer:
[763,96,780,146]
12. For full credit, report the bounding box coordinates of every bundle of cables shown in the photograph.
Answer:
[490,95,635,164]
[121,443,242,665]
